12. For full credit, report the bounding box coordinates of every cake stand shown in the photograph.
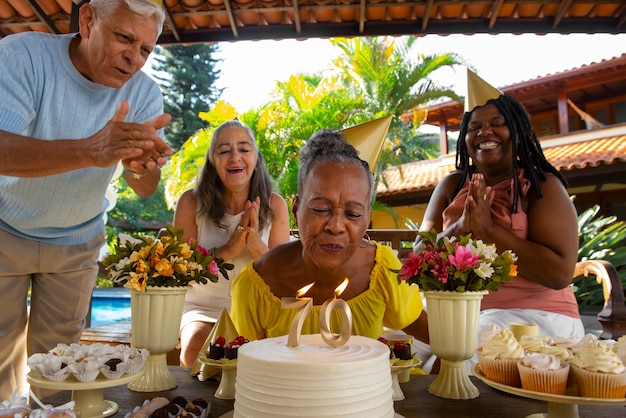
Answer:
[27,371,142,418]
[391,364,417,401]
[472,364,626,418]
[198,358,237,400]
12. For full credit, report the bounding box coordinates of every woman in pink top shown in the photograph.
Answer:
[417,73,584,341]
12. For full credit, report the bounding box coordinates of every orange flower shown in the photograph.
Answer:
[127,272,147,292]
[154,258,175,277]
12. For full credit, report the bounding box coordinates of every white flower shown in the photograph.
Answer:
[475,262,494,279]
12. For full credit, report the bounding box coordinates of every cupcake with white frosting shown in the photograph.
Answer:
[517,353,570,395]
[478,324,501,349]
[536,345,573,362]
[519,335,552,353]
[570,340,626,398]
[478,328,525,387]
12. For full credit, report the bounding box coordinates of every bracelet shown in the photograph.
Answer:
[127,169,145,180]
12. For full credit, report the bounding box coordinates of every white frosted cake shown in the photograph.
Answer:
[233,334,394,417]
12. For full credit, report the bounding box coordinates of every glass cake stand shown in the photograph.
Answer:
[472,364,626,418]
[27,371,142,418]
[197,357,237,400]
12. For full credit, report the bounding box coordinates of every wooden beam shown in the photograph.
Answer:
[489,0,504,30]
[162,2,181,43]
[553,0,573,29]
[25,0,61,33]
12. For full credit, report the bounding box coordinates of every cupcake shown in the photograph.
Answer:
[536,345,573,362]
[570,340,626,398]
[478,328,524,387]
[518,335,552,353]
[478,324,501,349]
[517,353,570,395]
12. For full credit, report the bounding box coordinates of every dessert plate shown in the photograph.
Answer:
[198,358,237,400]
[472,364,626,418]
[27,371,142,418]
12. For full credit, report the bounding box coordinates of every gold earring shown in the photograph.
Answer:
[292,229,300,239]
[359,233,371,248]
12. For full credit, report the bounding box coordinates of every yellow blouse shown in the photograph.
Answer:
[231,243,423,341]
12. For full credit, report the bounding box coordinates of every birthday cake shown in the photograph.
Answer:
[233,334,394,417]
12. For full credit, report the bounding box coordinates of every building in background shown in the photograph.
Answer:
[374,54,626,229]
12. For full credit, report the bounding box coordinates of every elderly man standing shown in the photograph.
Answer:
[0,0,172,397]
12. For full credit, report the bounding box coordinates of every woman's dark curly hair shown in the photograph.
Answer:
[194,120,275,231]
[298,129,374,203]
[454,94,567,213]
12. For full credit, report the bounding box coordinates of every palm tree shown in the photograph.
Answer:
[330,36,464,176]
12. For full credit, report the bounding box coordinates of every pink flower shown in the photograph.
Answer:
[208,259,219,275]
[398,253,423,282]
[196,245,210,257]
[448,246,480,271]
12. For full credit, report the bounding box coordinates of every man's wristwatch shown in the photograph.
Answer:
[127,169,145,180]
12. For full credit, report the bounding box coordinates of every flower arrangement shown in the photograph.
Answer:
[102,225,233,292]
[397,230,518,292]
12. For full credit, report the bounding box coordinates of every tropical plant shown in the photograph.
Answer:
[331,36,463,168]
[575,204,626,312]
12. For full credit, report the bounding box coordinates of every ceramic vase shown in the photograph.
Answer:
[424,290,487,399]
[128,286,190,392]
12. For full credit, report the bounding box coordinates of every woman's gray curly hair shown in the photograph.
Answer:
[298,128,375,203]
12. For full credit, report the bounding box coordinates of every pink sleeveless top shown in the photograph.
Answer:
[442,172,580,319]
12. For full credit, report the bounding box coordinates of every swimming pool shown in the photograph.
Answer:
[90,288,131,327]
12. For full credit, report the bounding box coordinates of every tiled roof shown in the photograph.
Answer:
[1,1,624,43]
[376,126,626,197]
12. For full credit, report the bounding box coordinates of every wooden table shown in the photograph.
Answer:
[40,367,626,418]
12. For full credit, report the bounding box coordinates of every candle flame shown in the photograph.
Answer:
[334,278,349,297]
[297,282,315,297]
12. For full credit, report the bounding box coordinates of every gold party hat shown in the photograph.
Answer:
[341,115,392,173]
[465,68,503,112]
[191,308,240,380]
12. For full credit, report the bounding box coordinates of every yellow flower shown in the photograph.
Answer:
[509,264,518,277]
[174,260,189,275]
[128,272,147,291]
[179,243,192,259]
[138,243,153,260]
[154,258,175,277]
[154,240,165,255]
[149,251,161,267]
[135,258,149,273]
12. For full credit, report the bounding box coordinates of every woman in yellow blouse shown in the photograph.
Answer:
[231,128,424,341]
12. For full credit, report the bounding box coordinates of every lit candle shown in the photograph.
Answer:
[281,282,315,347]
[319,278,353,347]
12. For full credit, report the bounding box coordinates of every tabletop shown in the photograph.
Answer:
[39,367,626,418]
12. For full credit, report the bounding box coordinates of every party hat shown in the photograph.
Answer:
[465,68,503,112]
[341,115,392,173]
[191,308,240,380]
